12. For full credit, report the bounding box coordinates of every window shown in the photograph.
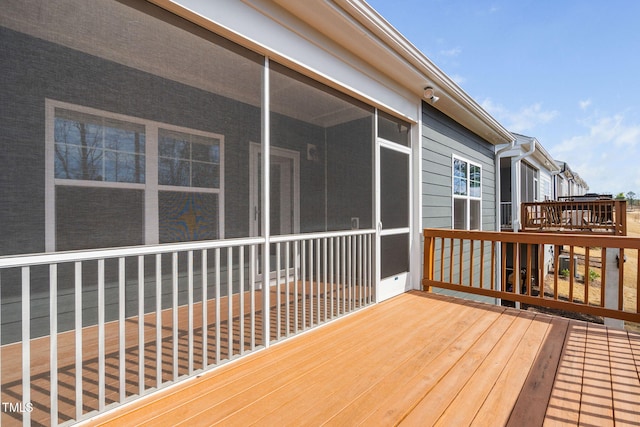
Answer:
[47,101,224,250]
[453,157,481,230]
[55,109,146,183]
[521,161,539,203]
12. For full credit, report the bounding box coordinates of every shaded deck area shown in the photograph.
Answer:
[87,291,640,426]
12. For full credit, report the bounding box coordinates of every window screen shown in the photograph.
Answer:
[269,62,374,234]
[0,0,264,254]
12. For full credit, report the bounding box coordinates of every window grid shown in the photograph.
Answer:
[54,111,146,185]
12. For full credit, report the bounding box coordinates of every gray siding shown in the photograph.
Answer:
[422,102,496,231]
[421,102,497,303]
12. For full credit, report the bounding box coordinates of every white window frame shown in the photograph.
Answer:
[45,99,225,251]
[451,155,482,231]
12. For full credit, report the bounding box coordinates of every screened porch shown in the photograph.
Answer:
[0,1,416,425]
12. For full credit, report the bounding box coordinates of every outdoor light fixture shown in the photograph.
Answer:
[424,86,439,103]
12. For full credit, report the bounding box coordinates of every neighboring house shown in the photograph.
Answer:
[0,0,512,423]
[497,133,561,287]
[554,161,589,199]
[498,133,561,231]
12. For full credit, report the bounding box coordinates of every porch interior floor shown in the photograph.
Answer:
[85,290,640,427]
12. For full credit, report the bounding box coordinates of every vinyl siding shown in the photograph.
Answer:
[421,103,496,231]
[421,102,497,303]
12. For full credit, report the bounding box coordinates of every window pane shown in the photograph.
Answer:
[192,162,219,188]
[103,120,146,153]
[470,179,481,198]
[470,199,481,230]
[159,191,219,243]
[454,176,467,196]
[104,151,144,183]
[454,159,467,178]
[159,133,190,159]
[159,129,220,189]
[54,144,102,180]
[54,110,145,183]
[192,141,220,163]
[56,186,144,250]
[470,164,480,181]
[454,198,467,229]
[159,157,190,186]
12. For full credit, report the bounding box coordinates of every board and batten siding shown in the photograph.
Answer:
[421,103,498,303]
[421,103,496,231]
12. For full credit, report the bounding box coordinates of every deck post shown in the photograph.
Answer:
[423,232,434,292]
[604,247,624,329]
[615,199,627,236]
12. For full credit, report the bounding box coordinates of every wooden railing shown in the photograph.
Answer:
[521,199,627,235]
[422,228,640,323]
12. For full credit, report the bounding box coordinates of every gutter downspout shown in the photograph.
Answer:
[511,141,536,231]
[494,138,516,304]
[510,141,536,310]
[495,139,517,232]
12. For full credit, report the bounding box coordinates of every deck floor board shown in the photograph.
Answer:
[4,291,639,426]
[88,291,640,427]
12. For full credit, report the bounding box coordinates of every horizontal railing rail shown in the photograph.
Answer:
[423,228,640,324]
[0,229,375,426]
[521,199,627,235]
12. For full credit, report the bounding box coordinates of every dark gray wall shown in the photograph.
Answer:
[0,26,264,255]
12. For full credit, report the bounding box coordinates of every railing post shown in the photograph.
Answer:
[616,200,627,236]
[423,232,434,292]
[604,247,624,329]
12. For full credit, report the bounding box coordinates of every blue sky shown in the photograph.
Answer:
[367,0,640,196]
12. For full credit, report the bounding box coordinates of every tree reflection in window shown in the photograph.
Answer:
[54,109,145,183]
[158,129,220,188]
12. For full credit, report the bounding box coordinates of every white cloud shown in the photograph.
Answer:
[449,74,467,85]
[480,98,558,133]
[439,47,462,57]
[579,99,592,110]
[550,113,640,193]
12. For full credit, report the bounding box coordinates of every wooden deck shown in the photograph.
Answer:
[85,291,640,426]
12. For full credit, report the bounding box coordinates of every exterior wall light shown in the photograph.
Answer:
[424,86,439,103]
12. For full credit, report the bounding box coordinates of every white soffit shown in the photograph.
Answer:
[272,0,513,145]
[155,0,419,123]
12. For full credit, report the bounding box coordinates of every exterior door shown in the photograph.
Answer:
[249,144,300,280]
[378,142,411,301]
